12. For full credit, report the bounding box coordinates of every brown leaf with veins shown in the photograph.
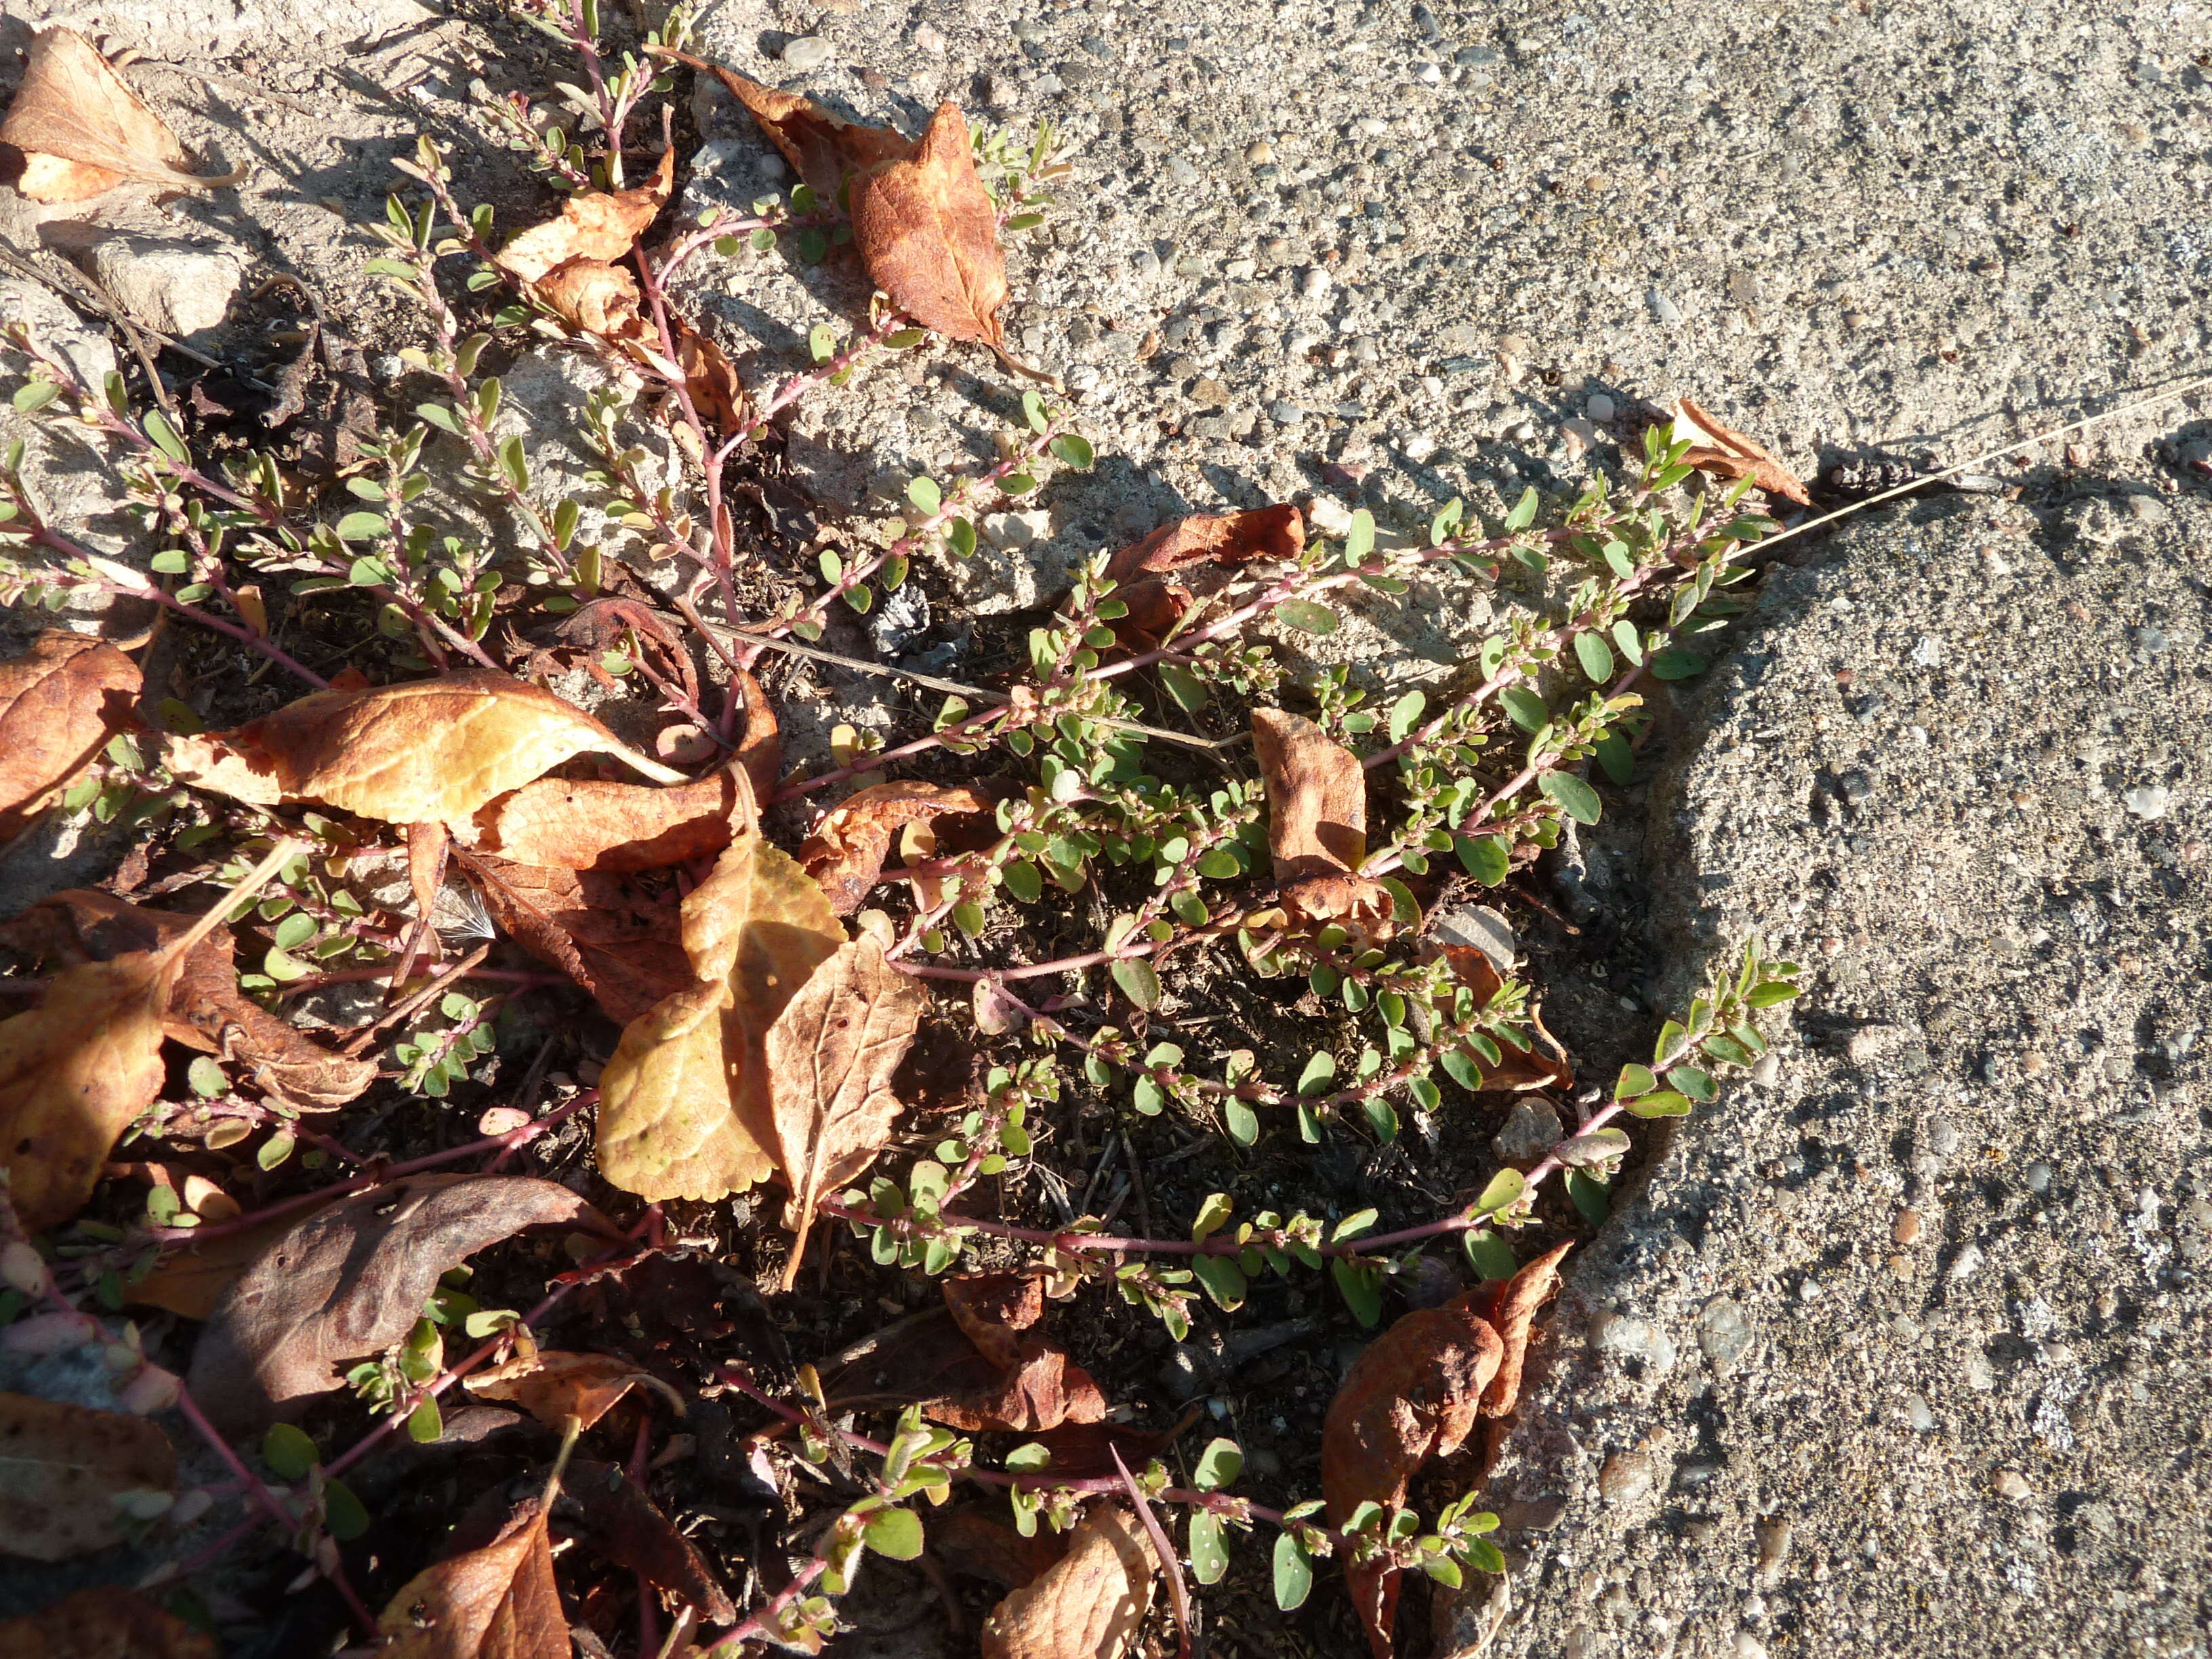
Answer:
[374,1496,567,1659]
[171,669,686,826]
[1103,505,1307,652]
[531,260,645,342]
[0,29,239,202]
[594,776,844,1202]
[186,1172,610,1437]
[0,630,142,844]
[126,1208,316,1321]
[675,322,748,438]
[851,102,1008,347]
[1251,707,1401,945]
[465,1350,682,1433]
[494,148,674,284]
[472,764,741,872]
[766,935,925,1288]
[0,887,374,1108]
[451,851,691,1025]
[1672,397,1811,507]
[669,52,914,203]
[979,1502,1156,1659]
[0,1392,176,1561]
[798,781,994,914]
[0,1588,215,1658]
[933,1506,1070,1589]
[1321,1244,1569,1657]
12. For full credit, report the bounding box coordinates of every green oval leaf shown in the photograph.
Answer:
[262,1422,319,1480]
[1189,1509,1229,1584]
[1540,771,1601,825]
[863,1506,924,1559]
[1275,598,1339,635]
[1193,1437,1243,1492]
[1574,631,1616,683]
[1273,1532,1313,1610]
[1111,958,1161,1010]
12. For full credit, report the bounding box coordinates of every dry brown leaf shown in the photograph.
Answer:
[765,935,924,1289]
[594,779,843,1203]
[798,781,994,915]
[472,764,740,872]
[175,670,687,826]
[531,258,645,340]
[933,1506,1071,1590]
[464,1350,678,1433]
[731,664,780,803]
[674,322,748,438]
[0,630,142,844]
[375,1497,567,1659]
[1101,506,1307,652]
[1252,708,1367,880]
[127,1207,316,1321]
[0,29,237,203]
[0,913,232,1232]
[672,53,914,203]
[0,1587,215,1659]
[851,102,1008,348]
[186,1172,609,1438]
[558,1460,735,1625]
[1672,397,1811,507]
[495,149,675,285]
[0,1392,176,1561]
[0,886,375,1109]
[1471,1241,1570,1418]
[979,1503,1155,1659]
[453,851,691,1025]
[1322,1292,1505,1658]
[933,1273,1106,1433]
[1437,946,1573,1094]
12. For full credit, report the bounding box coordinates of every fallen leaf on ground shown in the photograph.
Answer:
[979,1502,1155,1659]
[494,149,674,285]
[452,851,691,1026]
[0,886,375,1107]
[186,1172,610,1437]
[1320,1244,1568,1657]
[851,103,1007,348]
[0,1391,176,1560]
[1435,945,1574,1094]
[465,1351,682,1433]
[670,53,914,202]
[595,777,844,1203]
[0,28,237,202]
[0,864,276,1231]
[731,664,779,802]
[766,935,924,1288]
[170,670,687,826]
[798,781,994,915]
[0,630,141,843]
[933,1505,1070,1589]
[675,321,747,437]
[1251,708,1400,945]
[1468,1241,1570,1418]
[820,1277,1105,1433]
[1102,506,1306,652]
[0,1587,215,1658]
[375,1496,566,1659]
[472,764,740,872]
[531,259,644,341]
[1671,397,1811,507]
[127,1208,316,1321]
[557,1460,735,1624]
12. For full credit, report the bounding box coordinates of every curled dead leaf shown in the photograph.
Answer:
[531,258,645,341]
[798,781,994,915]
[1102,505,1307,653]
[374,1496,567,1659]
[495,149,674,285]
[850,102,1008,348]
[674,321,747,438]
[0,1587,215,1658]
[765,934,925,1289]
[472,764,740,872]
[1672,397,1811,507]
[0,29,240,202]
[979,1502,1156,1659]
[557,1460,735,1626]
[731,664,780,803]
[452,851,692,1026]
[595,777,844,1203]
[465,1350,684,1433]
[0,630,142,844]
[674,53,915,202]
[171,670,687,826]
[933,1505,1071,1590]
[186,1172,611,1437]
[127,1206,320,1321]
[1252,708,1367,880]
[1320,1244,1568,1657]
[0,1391,176,1561]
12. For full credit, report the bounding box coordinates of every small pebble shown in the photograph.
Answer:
[1754,1515,1793,1579]
[912,22,945,52]
[1893,1208,1923,1246]
[1948,1242,1984,1283]
[1246,139,1275,165]
[1905,1394,1936,1432]
[2124,783,2170,819]
[1992,1469,2032,1502]
[1591,1311,1677,1374]
[1697,1297,1752,1376]
[2024,1162,2054,1194]
[1597,1450,1655,1507]
[1585,392,1616,422]
[1268,399,1305,426]
[1492,1099,1563,1164]
[1736,1637,1769,1659]
[1647,288,1684,327]
[779,34,832,70]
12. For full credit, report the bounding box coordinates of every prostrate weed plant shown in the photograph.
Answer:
[0,7,1807,1655]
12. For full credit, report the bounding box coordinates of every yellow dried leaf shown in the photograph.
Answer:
[493,148,675,285]
[980,1503,1155,1659]
[0,630,142,843]
[374,1499,566,1659]
[173,670,686,825]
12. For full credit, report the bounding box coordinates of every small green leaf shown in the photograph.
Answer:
[1593,732,1634,784]
[323,1477,370,1541]
[406,1398,443,1442]
[333,512,388,541]
[863,1507,924,1559]
[1296,1052,1336,1096]
[1111,958,1161,1010]
[1463,1229,1518,1281]
[1276,598,1338,635]
[1191,1254,1246,1311]
[1565,1169,1611,1225]
[1387,689,1426,743]
[1160,661,1208,713]
[1224,1099,1258,1147]
[262,1423,319,1479]
[1189,1509,1229,1584]
[1192,1437,1244,1492]
[1273,1531,1313,1609]
[1049,434,1094,468]
[907,476,942,514]
[1540,772,1601,825]
[1503,486,1540,531]
[1455,834,1510,886]
[1332,1258,1382,1327]
[1022,389,1049,434]
[12,380,62,413]
[1471,1167,1525,1214]
[1612,619,1645,665]
[1649,647,1708,680]
[1574,631,1616,683]
[1614,1063,1657,1099]
[142,410,189,464]
[1625,1090,1692,1118]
